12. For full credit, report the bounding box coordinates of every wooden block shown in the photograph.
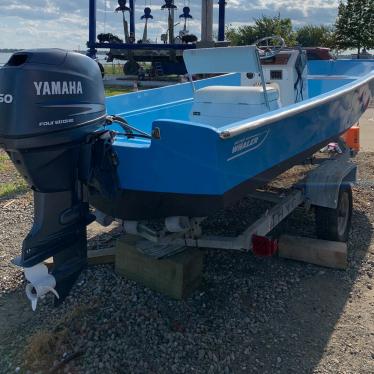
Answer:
[87,247,116,265]
[44,247,116,269]
[115,235,204,299]
[278,235,347,270]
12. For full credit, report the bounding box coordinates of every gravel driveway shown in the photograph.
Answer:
[0,150,373,374]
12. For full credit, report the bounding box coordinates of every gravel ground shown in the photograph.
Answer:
[0,149,374,374]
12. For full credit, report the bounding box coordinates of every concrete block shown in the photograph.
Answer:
[115,235,204,299]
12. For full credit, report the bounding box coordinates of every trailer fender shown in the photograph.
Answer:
[304,159,357,209]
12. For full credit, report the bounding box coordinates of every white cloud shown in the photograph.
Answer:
[0,0,340,49]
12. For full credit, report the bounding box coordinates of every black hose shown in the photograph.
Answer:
[113,132,153,139]
[106,115,153,139]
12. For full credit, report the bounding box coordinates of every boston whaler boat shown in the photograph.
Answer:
[93,38,373,220]
[0,37,373,308]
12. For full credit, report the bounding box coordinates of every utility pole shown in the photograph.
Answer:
[88,0,97,58]
[218,0,226,41]
[201,0,213,44]
[129,0,135,41]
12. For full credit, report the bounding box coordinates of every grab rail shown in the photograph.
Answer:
[219,71,374,139]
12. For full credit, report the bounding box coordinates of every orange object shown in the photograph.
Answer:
[342,123,360,152]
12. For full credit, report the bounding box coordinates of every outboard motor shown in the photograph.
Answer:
[0,49,107,309]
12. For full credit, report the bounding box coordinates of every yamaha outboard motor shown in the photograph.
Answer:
[0,49,107,309]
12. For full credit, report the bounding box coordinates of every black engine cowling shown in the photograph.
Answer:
[0,48,106,191]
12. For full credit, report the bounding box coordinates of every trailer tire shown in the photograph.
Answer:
[315,185,352,242]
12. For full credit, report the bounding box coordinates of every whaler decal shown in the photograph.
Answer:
[34,81,83,96]
[227,130,269,161]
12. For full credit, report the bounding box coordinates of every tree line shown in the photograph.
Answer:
[226,0,374,57]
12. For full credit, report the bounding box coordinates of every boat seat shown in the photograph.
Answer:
[190,85,280,128]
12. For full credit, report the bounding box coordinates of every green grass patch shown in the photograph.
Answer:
[0,152,12,172]
[103,63,123,76]
[0,179,28,199]
[0,150,28,198]
[0,153,8,171]
[105,87,132,96]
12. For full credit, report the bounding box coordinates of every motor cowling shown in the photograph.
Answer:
[0,49,108,308]
[0,49,106,192]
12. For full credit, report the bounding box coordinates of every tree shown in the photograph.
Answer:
[335,0,374,57]
[226,15,297,46]
[296,25,335,48]
[226,25,257,46]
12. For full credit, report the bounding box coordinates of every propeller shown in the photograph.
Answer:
[24,263,59,311]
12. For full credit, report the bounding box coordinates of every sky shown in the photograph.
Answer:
[0,0,340,50]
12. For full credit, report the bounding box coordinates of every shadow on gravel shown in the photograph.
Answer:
[200,206,372,373]
[265,208,372,373]
[87,224,122,251]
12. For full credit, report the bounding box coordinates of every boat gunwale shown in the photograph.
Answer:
[114,98,193,118]
[218,70,374,139]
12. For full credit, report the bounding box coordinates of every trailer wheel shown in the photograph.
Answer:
[315,185,352,242]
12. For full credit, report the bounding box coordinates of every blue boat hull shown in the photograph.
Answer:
[91,60,374,219]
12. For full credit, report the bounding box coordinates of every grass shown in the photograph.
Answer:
[105,87,132,96]
[103,63,123,76]
[0,152,11,172]
[23,329,69,372]
[103,62,152,76]
[0,180,28,199]
[0,150,28,198]
[23,303,98,372]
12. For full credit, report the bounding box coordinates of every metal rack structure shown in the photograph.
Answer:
[87,0,228,75]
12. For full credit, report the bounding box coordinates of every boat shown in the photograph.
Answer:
[1,40,373,308]
[89,42,374,221]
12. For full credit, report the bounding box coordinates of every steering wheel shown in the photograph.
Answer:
[253,36,285,59]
